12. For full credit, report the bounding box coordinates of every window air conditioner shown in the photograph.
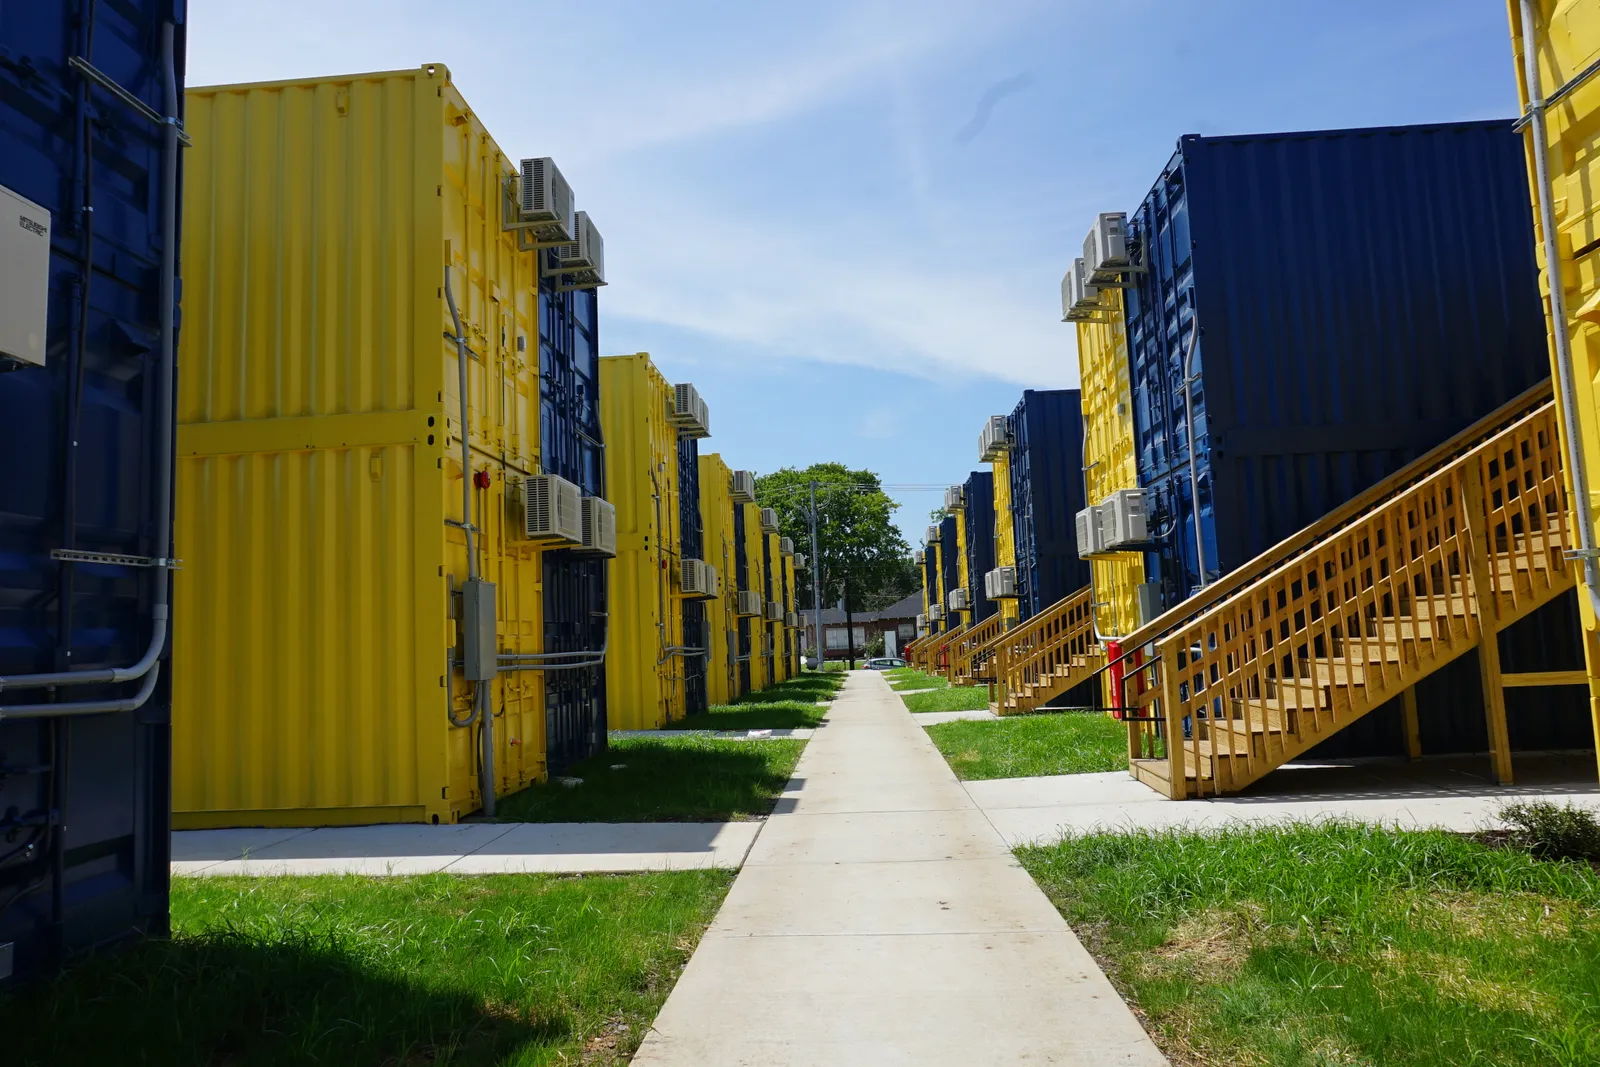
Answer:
[524,473,583,545]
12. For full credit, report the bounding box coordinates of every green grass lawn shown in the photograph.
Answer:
[497,734,805,822]
[665,673,843,731]
[902,685,991,713]
[1019,823,1600,1067]
[0,870,732,1066]
[926,711,1129,779]
[885,667,948,691]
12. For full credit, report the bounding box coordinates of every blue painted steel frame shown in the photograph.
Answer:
[1008,390,1089,620]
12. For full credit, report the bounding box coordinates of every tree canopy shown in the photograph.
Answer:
[755,463,914,613]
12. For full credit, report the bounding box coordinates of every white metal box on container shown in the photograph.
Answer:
[0,183,51,367]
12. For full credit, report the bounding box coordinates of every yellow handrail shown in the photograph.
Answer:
[991,586,1101,712]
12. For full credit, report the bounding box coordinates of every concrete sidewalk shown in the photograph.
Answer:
[173,821,761,876]
[632,671,1165,1066]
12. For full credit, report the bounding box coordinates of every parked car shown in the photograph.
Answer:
[864,657,907,671]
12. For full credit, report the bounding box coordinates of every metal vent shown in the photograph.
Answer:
[518,157,575,243]
[670,382,711,438]
[735,590,764,617]
[730,470,757,504]
[577,496,617,556]
[760,508,779,533]
[978,415,1009,461]
[547,210,606,290]
[523,473,583,544]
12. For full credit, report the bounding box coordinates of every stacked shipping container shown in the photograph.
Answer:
[1009,390,1090,620]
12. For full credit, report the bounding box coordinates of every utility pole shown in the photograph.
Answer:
[808,479,823,671]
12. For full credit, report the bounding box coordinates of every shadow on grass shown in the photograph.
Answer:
[732,675,843,705]
[498,736,807,822]
[0,933,552,1067]
[665,674,844,731]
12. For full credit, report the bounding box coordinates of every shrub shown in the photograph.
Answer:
[1499,800,1600,862]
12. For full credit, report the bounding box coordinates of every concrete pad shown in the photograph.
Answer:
[744,808,1006,866]
[913,709,999,725]
[445,822,759,873]
[964,771,1160,812]
[633,931,1165,1067]
[775,773,976,815]
[177,823,517,877]
[610,728,815,740]
[893,686,943,696]
[170,826,316,872]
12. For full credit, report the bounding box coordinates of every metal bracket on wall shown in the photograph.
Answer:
[50,548,181,569]
[68,57,192,146]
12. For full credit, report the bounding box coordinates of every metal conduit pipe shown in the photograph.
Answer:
[0,666,160,721]
[443,267,495,816]
[1520,0,1600,625]
[0,23,181,708]
[1181,323,1209,590]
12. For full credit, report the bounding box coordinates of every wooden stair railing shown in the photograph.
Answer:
[1124,395,1576,798]
[949,613,1005,685]
[990,586,1104,714]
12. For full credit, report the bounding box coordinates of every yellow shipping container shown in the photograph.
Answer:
[600,354,690,729]
[1078,288,1147,642]
[953,504,972,630]
[991,450,1019,627]
[699,454,741,703]
[174,64,560,827]
[743,503,771,690]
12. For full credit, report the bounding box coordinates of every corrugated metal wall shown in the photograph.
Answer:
[964,471,997,623]
[1009,390,1090,619]
[939,515,959,631]
[696,454,739,705]
[0,0,183,983]
[1125,121,1551,609]
[989,449,1020,626]
[735,503,753,692]
[679,437,707,713]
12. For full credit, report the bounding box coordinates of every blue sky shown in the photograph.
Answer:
[188,1,1525,544]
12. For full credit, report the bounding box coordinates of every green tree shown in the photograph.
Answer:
[755,463,911,614]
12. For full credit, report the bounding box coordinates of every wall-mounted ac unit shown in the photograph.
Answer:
[1083,212,1132,285]
[944,485,964,512]
[765,600,783,621]
[545,210,606,290]
[577,496,617,556]
[1,183,50,367]
[670,382,711,438]
[985,566,1017,599]
[735,590,763,617]
[916,612,928,632]
[1076,505,1107,559]
[523,473,584,544]
[779,536,795,556]
[794,552,808,570]
[517,157,576,244]
[682,559,719,598]
[978,415,1009,461]
[1060,263,1079,323]
[1070,256,1103,315]
[784,611,800,629]
[947,588,969,612]
[1101,488,1150,548]
[925,524,940,546]
[929,604,944,622]
[730,470,757,504]
[760,507,780,533]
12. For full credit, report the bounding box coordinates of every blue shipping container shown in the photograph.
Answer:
[963,471,997,624]
[939,515,958,631]
[678,437,706,714]
[538,271,607,771]
[1123,120,1551,609]
[1008,390,1090,620]
[0,0,185,983]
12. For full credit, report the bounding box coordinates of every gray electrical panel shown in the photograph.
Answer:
[1,183,51,367]
[1136,582,1162,628]
[461,579,498,681]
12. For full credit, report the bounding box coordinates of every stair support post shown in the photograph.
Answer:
[1402,685,1422,761]
[1160,643,1187,799]
[1462,461,1515,785]
[1586,631,1600,785]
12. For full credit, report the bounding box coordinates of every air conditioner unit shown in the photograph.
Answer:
[1101,488,1150,548]
[925,524,941,546]
[517,158,576,244]
[730,470,756,504]
[547,210,606,290]
[681,559,719,598]
[577,496,617,556]
[784,611,800,629]
[670,382,711,438]
[794,552,808,570]
[944,485,964,512]
[916,613,928,632]
[1,183,50,367]
[779,536,795,556]
[1070,256,1103,314]
[1076,505,1107,559]
[978,415,1009,461]
[736,590,763,617]
[765,600,784,621]
[947,588,969,612]
[985,566,1017,599]
[760,508,780,533]
[523,473,584,544]
[1083,212,1132,284]
[929,604,944,622]
[1060,263,1079,323]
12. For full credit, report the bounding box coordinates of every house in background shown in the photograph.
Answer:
[800,591,923,662]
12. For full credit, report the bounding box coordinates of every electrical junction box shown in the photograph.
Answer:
[461,579,498,681]
[2,183,51,367]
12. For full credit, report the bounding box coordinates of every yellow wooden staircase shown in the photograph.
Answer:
[989,586,1104,714]
[948,613,1004,685]
[1118,384,1584,798]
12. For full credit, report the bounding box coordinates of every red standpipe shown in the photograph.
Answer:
[1106,639,1125,720]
